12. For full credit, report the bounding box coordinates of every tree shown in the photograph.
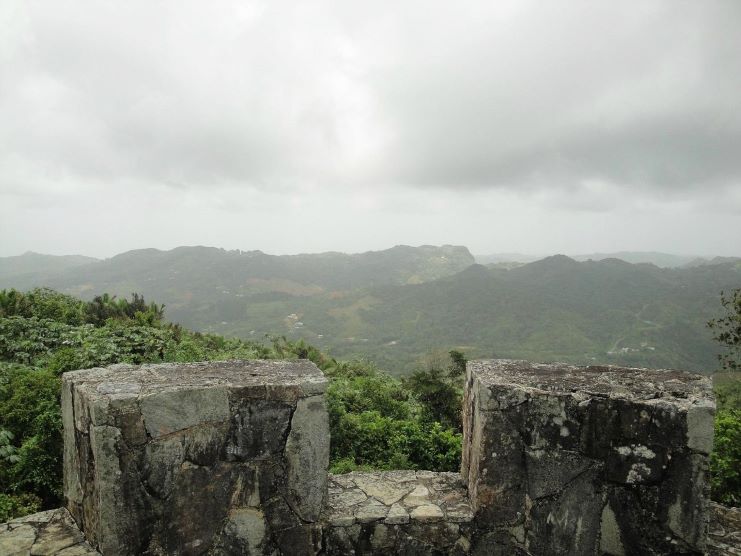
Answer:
[707,288,741,504]
[707,288,741,373]
[404,349,467,432]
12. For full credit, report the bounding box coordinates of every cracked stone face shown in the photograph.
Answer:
[462,359,715,555]
[62,360,328,556]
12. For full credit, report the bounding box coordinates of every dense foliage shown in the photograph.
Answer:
[0,289,463,520]
[708,288,741,373]
[710,384,740,506]
[3,285,737,522]
[707,288,741,506]
[3,248,739,376]
[324,359,461,473]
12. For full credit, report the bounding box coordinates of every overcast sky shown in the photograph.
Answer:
[1,1,740,258]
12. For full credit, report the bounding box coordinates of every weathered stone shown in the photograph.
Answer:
[321,471,476,553]
[686,399,715,454]
[0,509,98,556]
[707,502,741,556]
[222,507,266,555]
[527,466,602,555]
[0,524,36,555]
[285,394,329,522]
[62,359,328,555]
[370,523,395,550]
[354,475,414,505]
[385,503,410,525]
[356,499,389,523]
[599,502,625,556]
[52,357,718,555]
[140,387,230,438]
[89,424,147,555]
[410,504,444,522]
[524,449,594,499]
[402,484,431,508]
[462,359,715,555]
[227,400,292,460]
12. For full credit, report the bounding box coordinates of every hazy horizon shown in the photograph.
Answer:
[1,1,740,258]
[2,243,736,262]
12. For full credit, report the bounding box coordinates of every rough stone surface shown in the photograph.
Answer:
[462,359,715,555]
[322,471,473,554]
[0,508,98,555]
[62,360,328,556]
[48,356,723,555]
[707,502,741,555]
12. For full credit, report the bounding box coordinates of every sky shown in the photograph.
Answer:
[1,1,740,258]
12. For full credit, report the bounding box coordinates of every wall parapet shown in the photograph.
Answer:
[462,359,715,555]
[1,358,718,555]
[62,360,329,555]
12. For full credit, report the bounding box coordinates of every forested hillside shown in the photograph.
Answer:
[1,247,738,374]
[0,289,462,521]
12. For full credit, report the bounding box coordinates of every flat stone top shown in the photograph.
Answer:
[470,359,713,404]
[63,359,326,398]
[324,471,473,527]
[0,508,99,555]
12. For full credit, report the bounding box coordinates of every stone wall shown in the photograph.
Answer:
[461,360,715,555]
[62,360,329,555]
[2,358,718,555]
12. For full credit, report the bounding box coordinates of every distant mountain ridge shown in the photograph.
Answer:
[0,252,99,283]
[475,250,740,268]
[0,244,475,296]
[1,247,738,375]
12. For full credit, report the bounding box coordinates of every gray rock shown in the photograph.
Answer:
[54,357,717,555]
[62,359,328,556]
[463,359,714,555]
[355,500,389,523]
[139,387,230,438]
[385,503,410,525]
[410,504,444,522]
[285,395,329,522]
[0,509,98,556]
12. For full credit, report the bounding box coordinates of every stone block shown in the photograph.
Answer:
[62,360,328,555]
[462,359,714,555]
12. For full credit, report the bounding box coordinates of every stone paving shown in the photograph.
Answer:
[0,508,98,555]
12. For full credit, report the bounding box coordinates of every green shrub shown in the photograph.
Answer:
[711,408,741,506]
[0,289,466,520]
[0,493,42,522]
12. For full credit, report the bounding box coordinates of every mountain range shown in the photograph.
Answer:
[1,245,738,374]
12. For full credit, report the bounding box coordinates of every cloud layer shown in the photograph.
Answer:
[1,1,739,256]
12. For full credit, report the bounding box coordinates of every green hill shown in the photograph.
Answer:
[1,247,738,375]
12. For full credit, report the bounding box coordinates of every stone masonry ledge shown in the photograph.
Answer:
[325,471,473,526]
[322,471,474,555]
[469,359,714,406]
[66,359,327,403]
[0,508,99,555]
[3,503,739,555]
[708,502,741,555]
[462,359,717,554]
[63,359,330,555]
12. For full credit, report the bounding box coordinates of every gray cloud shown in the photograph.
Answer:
[0,0,739,257]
